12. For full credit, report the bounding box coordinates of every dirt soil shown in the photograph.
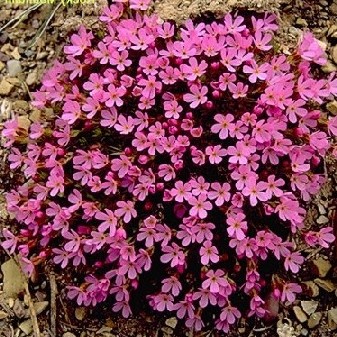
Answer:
[0,0,337,337]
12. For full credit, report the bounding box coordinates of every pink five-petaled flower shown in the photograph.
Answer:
[220,305,241,325]
[161,276,182,296]
[115,201,137,223]
[242,177,268,206]
[205,145,227,164]
[208,182,231,206]
[284,251,304,273]
[160,242,185,267]
[280,282,302,303]
[226,212,247,240]
[183,84,208,108]
[188,194,213,219]
[202,269,228,294]
[211,113,235,140]
[200,240,219,265]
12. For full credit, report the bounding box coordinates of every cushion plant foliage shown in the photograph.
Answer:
[2,0,337,332]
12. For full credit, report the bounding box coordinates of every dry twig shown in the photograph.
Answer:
[24,281,41,337]
[49,273,57,337]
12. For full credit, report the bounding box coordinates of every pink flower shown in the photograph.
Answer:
[211,113,235,140]
[243,60,268,83]
[226,213,247,240]
[181,57,208,81]
[284,251,304,273]
[183,85,208,108]
[64,25,93,56]
[298,32,326,65]
[115,201,137,223]
[188,194,213,219]
[95,209,117,235]
[160,243,185,267]
[200,240,219,265]
[161,276,182,296]
[205,145,227,164]
[130,0,152,11]
[281,282,302,303]
[1,228,18,254]
[46,172,64,197]
[202,269,228,294]
[228,82,248,99]
[171,181,192,202]
[220,305,241,325]
[254,30,272,51]
[242,177,268,206]
[208,182,231,206]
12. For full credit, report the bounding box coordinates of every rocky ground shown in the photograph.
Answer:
[0,0,337,336]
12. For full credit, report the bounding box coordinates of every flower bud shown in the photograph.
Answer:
[185,112,193,119]
[84,120,93,130]
[36,211,44,219]
[57,148,65,156]
[175,57,183,66]
[124,147,132,156]
[273,288,281,299]
[174,160,183,170]
[168,126,178,135]
[168,119,178,126]
[138,155,149,165]
[162,122,168,129]
[204,101,214,110]
[311,155,320,167]
[212,90,220,99]
[211,62,219,71]
[174,203,187,218]
[156,183,164,191]
[94,261,104,268]
[144,201,153,211]
[294,128,304,137]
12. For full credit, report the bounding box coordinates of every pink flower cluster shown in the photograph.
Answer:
[2,0,337,332]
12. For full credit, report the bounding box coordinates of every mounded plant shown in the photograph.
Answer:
[2,0,337,332]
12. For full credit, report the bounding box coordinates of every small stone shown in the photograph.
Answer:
[318,203,327,214]
[0,61,4,71]
[19,319,33,335]
[18,116,31,130]
[26,70,37,86]
[307,312,322,328]
[332,45,337,64]
[75,307,86,320]
[317,215,329,224]
[313,257,332,277]
[328,308,337,330]
[322,60,337,73]
[330,3,337,15]
[0,78,13,95]
[301,301,318,315]
[6,59,22,76]
[34,301,49,315]
[301,328,309,336]
[36,52,48,60]
[1,259,26,298]
[315,278,336,292]
[0,311,8,320]
[10,47,20,60]
[293,306,308,323]
[328,25,337,36]
[161,326,173,335]
[320,0,328,6]
[63,333,77,337]
[296,18,308,27]
[327,101,337,115]
[165,317,178,329]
